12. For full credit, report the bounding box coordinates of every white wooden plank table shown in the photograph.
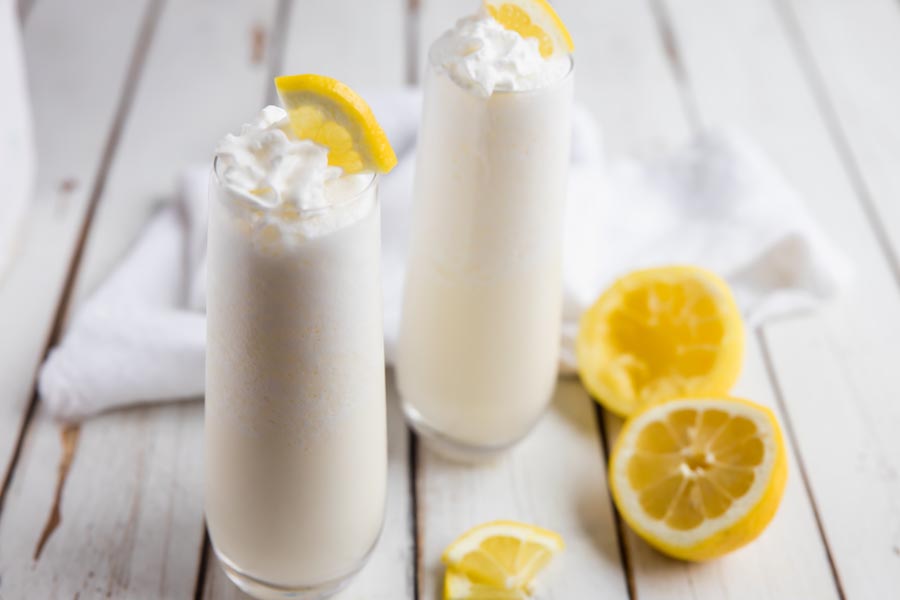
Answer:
[1,0,899,598]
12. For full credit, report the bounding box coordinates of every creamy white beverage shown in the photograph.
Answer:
[397,12,574,456]
[206,106,386,598]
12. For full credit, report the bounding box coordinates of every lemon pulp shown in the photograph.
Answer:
[577,266,745,417]
[484,0,574,57]
[274,74,397,174]
[442,521,564,593]
[610,396,788,561]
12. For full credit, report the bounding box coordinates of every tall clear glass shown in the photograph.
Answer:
[205,162,386,600]
[397,58,575,460]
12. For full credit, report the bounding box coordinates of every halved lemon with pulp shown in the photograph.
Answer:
[274,74,397,174]
[576,265,744,418]
[609,396,788,561]
[485,0,574,58]
[442,521,564,592]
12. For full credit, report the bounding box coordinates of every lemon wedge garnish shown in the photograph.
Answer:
[274,74,397,174]
[484,0,574,58]
[442,521,564,594]
[444,570,529,600]
[576,266,745,418]
[610,396,788,561]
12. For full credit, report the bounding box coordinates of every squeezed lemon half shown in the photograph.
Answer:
[274,73,397,174]
[442,521,564,598]
[484,0,574,58]
[576,266,745,417]
[609,396,788,561]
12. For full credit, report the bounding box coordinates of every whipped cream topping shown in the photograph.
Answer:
[429,13,571,97]
[214,106,374,243]
[215,105,343,211]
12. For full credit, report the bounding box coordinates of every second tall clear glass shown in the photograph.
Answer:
[397,59,575,459]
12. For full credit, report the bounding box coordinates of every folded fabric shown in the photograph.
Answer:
[38,89,851,419]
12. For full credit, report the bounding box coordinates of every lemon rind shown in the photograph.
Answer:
[441,520,565,566]
[576,265,745,418]
[484,0,574,55]
[609,396,788,561]
[274,74,398,174]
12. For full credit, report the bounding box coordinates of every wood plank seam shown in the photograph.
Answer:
[644,0,850,596]
[595,405,638,600]
[758,330,848,600]
[595,0,700,600]
[263,0,294,107]
[404,2,421,598]
[771,0,900,289]
[647,0,700,130]
[16,0,35,23]
[0,0,167,520]
[408,431,422,600]
[31,424,79,562]
[405,0,420,86]
[192,530,211,600]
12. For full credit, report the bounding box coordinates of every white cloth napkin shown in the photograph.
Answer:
[0,0,35,278]
[38,90,851,419]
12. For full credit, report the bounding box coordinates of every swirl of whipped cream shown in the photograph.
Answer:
[215,105,343,211]
[214,106,374,242]
[429,13,571,97]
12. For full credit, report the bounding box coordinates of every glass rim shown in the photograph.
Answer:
[427,52,575,97]
[212,155,379,218]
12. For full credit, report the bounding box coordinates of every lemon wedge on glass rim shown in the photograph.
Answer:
[484,0,574,58]
[609,396,788,561]
[442,520,564,597]
[274,73,397,174]
[576,266,745,418]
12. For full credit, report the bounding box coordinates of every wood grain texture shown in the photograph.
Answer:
[279,0,406,89]
[0,1,279,598]
[659,0,900,596]
[416,0,467,84]
[553,0,692,155]
[555,0,842,598]
[2,1,896,598]
[66,0,277,309]
[781,0,900,278]
[417,380,630,600]
[199,1,414,597]
[0,403,204,598]
[0,0,151,512]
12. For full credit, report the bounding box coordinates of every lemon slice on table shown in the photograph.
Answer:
[576,266,745,418]
[442,521,564,593]
[445,570,529,600]
[610,396,788,561]
[274,74,397,174]
[484,0,574,58]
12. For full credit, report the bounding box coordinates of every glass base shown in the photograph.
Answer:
[213,543,372,600]
[400,395,538,463]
